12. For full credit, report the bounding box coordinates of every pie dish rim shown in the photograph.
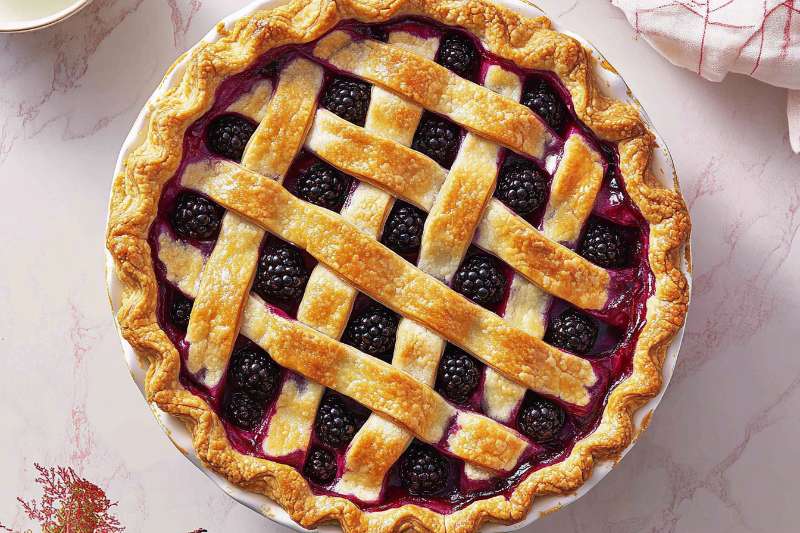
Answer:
[104,0,692,531]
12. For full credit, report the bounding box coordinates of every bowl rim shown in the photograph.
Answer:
[105,1,692,530]
[0,0,92,33]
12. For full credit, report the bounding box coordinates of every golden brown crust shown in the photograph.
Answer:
[185,213,261,386]
[157,230,531,471]
[313,31,554,158]
[481,133,606,428]
[307,109,448,210]
[306,107,611,308]
[339,62,529,500]
[226,79,273,122]
[267,33,438,463]
[105,1,690,532]
[474,199,610,310]
[184,57,323,387]
[542,134,605,244]
[182,158,598,404]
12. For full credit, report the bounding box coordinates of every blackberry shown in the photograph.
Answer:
[253,243,309,302]
[171,191,224,241]
[382,202,426,253]
[453,254,506,308]
[321,77,371,126]
[169,292,193,330]
[436,32,477,79]
[599,142,618,179]
[303,447,337,485]
[494,159,548,215]
[224,391,264,430]
[345,304,398,359]
[357,24,387,42]
[545,309,597,355]
[205,114,257,161]
[296,162,349,211]
[579,220,631,268]
[436,347,480,404]
[399,443,449,496]
[412,114,460,168]
[517,396,565,443]
[521,78,567,132]
[257,60,280,78]
[315,395,357,448]
[228,346,280,402]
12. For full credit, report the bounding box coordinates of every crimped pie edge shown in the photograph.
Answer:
[105,1,691,532]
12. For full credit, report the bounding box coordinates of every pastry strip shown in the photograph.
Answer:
[473,200,607,310]
[312,31,555,159]
[305,109,447,211]
[337,65,532,501]
[158,233,531,472]
[541,135,606,242]
[306,107,611,308]
[184,59,323,387]
[182,159,597,405]
[304,110,611,308]
[225,79,274,122]
[262,31,439,458]
[482,134,605,422]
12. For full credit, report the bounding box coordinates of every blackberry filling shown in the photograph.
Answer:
[517,395,566,443]
[205,114,257,161]
[579,219,632,269]
[227,346,281,402]
[494,158,548,216]
[253,243,310,302]
[169,292,193,330]
[304,447,338,485]
[171,192,223,241]
[224,392,264,430]
[399,443,449,496]
[382,202,426,254]
[322,76,371,126]
[315,395,358,448]
[436,346,480,404]
[453,254,506,308]
[412,113,461,168]
[545,309,598,355]
[296,162,349,212]
[436,32,477,79]
[344,304,398,360]
[521,77,568,132]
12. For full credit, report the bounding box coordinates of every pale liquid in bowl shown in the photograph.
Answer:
[0,0,79,22]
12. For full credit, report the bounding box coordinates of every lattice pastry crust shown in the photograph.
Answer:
[106,1,690,531]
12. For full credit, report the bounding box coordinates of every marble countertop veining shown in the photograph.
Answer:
[0,1,798,532]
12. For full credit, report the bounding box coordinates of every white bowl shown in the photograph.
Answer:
[0,0,92,33]
[106,1,691,530]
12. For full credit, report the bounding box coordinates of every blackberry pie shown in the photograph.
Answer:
[107,0,690,531]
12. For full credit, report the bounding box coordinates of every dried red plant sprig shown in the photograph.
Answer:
[11,464,124,533]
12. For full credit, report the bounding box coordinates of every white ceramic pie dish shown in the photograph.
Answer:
[105,0,691,530]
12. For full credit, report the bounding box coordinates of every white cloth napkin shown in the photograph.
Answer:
[611,0,800,153]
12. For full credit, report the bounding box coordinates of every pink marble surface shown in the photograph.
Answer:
[0,1,797,531]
